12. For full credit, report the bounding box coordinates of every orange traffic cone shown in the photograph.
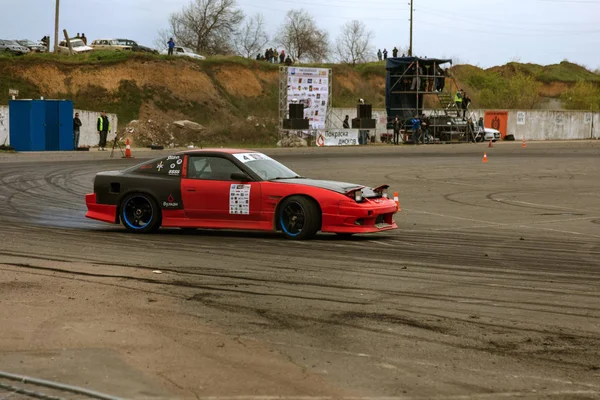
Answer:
[483,152,488,163]
[522,138,527,148]
[488,138,493,148]
[123,138,133,158]
[393,191,401,211]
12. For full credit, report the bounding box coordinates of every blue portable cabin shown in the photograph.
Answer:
[9,99,74,151]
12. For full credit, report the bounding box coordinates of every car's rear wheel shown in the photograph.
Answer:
[120,193,161,233]
[279,196,320,240]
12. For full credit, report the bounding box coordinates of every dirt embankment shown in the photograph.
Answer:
[0,57,385,146]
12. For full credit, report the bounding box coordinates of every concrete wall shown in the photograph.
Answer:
[0,106,118,148]
[330,108,600,142]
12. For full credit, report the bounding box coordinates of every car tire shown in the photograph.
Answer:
[279,196,320,240]
[120,193,161,233]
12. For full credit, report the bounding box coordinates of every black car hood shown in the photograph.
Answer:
[273,178,373,195]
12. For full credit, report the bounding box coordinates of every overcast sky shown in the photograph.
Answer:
[1,0,599,69]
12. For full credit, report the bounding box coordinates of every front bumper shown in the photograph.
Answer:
[321,198,399,234]
[85,193,118,224]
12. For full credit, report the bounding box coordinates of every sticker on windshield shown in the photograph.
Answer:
[233,153,271,163]
[229,184,251,215]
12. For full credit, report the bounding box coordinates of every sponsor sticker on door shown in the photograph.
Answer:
[229,184,251,215]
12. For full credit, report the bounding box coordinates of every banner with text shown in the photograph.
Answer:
[316,130,359,147]
[287,67,329,130]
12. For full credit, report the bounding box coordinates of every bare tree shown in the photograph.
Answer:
[164,0,244,55]
[335,20,374,65]
[275,9,329,63]
[235,14,269,58]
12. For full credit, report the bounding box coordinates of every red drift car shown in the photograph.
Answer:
[85,149,399,240]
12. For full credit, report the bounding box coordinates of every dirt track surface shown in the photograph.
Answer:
[1,142,599,399]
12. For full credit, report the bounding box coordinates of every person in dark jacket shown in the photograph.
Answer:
[392,47,398,57]
[284,55,293,66]
[73,112,82,149]
[343,115,350,129]
[167,38,175,55]
[97,111,110,151]
[279,50,285,64]
[392,116,401,145]
[81,33,87,45]
[383,48,388,59]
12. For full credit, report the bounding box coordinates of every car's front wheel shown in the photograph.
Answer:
[120,193,161,233]
[279,196,320,240]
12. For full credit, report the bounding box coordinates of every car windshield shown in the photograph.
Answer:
[182,47,195,54]
[233,153,301,181]
[70,40,85,48]
[5,40,18,45]
[18,40,34,46]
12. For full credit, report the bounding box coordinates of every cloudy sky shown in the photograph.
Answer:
[1,0,599,69]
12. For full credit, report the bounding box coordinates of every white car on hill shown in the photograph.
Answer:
[58,38,94,54]
[160,46,205,60]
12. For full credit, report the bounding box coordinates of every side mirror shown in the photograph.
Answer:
[230,172,250,181]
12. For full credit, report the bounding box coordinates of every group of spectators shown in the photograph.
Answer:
[455,89,472,118]
[397,63,447,92]
[391,114,432,145]
[257,48,293,65]
[377,47,405,60]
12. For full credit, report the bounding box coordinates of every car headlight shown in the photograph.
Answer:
[354,190,363,202]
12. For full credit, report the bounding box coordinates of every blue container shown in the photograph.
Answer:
[9,99,74,151]
[9,100,46,152]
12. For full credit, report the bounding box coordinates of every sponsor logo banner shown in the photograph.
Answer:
[316,130,359,147]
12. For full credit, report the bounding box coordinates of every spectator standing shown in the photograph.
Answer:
[377,49,382,61]
[410,64,421,91]
[272,48,278,63]
[462,92,471,118]
[411,115,422,144]
[264,48,270,62]
[167,38,175,55]
[279,50,285,64]
[383,48,388,59]
[76,33,81,39]
[97,110,110,151]
[81,33,87,45]
[285,55,293,66]
[421,113,431,144]
[343,115,350,129]
[455,89,463,117]
[73,112,82,149]
[392,47,398,57]
[392,116,401,145]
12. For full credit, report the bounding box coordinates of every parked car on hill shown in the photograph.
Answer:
[90,39,131,51]
[160,46,205,60]
[0,39,30,55]
[57,38,94,54]
[115,39,157,53]
[16,39,46,53]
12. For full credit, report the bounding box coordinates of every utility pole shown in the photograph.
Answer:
[54,0,60,53]
[408,0,413,57]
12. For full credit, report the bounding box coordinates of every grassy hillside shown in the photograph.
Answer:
[1,52,598,145]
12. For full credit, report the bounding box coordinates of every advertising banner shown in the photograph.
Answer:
[287,67,329,130]
[316,130,359,146]
[484,110,509,138]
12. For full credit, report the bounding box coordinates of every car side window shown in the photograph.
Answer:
[177,47,184,53]
[188,156,243,181]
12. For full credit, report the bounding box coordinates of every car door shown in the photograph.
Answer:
[181,155,262,224]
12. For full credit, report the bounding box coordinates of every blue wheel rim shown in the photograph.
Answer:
[123,196,153,230]
[280,201,305,237]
